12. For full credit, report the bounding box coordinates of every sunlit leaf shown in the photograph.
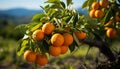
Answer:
[30,23,42,32]
[45,0,60,3]
[17,39,29,56]
[22,39,29,46]
[17,45,29,56]
[32,14,46,21]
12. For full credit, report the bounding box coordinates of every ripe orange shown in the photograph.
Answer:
[32,30,44,41]
[106,28,117,38]
[42,22,55,35]
[24,50,36,62]
[51,33,64,47]
[115,16,120,22]
[49,46,61,56]
[99,0,108,8]
[63,33,73,46]
[75,31,87,40]
[89,9,96,18]
[92,2,100,10]
[61,45,68,54]
[95,10,104,18]
[35,54,48,66]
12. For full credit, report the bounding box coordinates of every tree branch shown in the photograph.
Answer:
[82,39,116,62]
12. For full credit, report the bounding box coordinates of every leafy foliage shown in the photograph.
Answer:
[17,0,120,68]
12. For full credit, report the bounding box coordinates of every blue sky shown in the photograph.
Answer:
[0,0,85,10]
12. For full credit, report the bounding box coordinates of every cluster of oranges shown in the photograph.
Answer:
[50,33,73,56]
[89,0,119,39]
[24,50,48,66]
[89,0,108,18]
[23,22,87,66]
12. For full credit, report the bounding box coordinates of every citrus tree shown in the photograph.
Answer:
[17,0,120,68]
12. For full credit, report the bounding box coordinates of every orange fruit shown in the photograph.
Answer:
[75,31,87,40]
[106,28,117,38]
[49,46,61,56]
[63,33,73,46]
[42,22,55,35]
[92,2,100,10]
[61,45,68,54]
[115,16,120,22]
[95,10,104,18]
[24,50,36,62]
[89,9,96,18]
[99,0,108,8]
[35,54,48,66]
[51,33,64,47]
[32,30,44,41]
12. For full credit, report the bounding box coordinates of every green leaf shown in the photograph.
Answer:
[43,5,50,13]
[50,3,63,9]
[17,39,29,56]
[63,16,72,23]
[82,0,88,9]
[73,33,82,46]
[67,0,73,6]
[87,0,96,9]
[69,42,76,53]
[28,39,35,51]
[27,22,42,33]
[73,13,79,28]
[21,39,29,46]
[17,39,23,52]
[67,16,74,24]
[30,22,42,32]
[32,14,46,21]
[46,0,60,3]
[60,1,66,9]
[17,45,29,56]
[43,40,50,52]
[100,8,112,26]
[15,24,27,34]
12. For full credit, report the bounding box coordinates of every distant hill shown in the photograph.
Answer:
[0,8,87,24]
[0,8,43,17]
[0,8,43,24]
[77,8,88,15]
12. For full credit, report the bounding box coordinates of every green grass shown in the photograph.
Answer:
[0,37,18,63]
